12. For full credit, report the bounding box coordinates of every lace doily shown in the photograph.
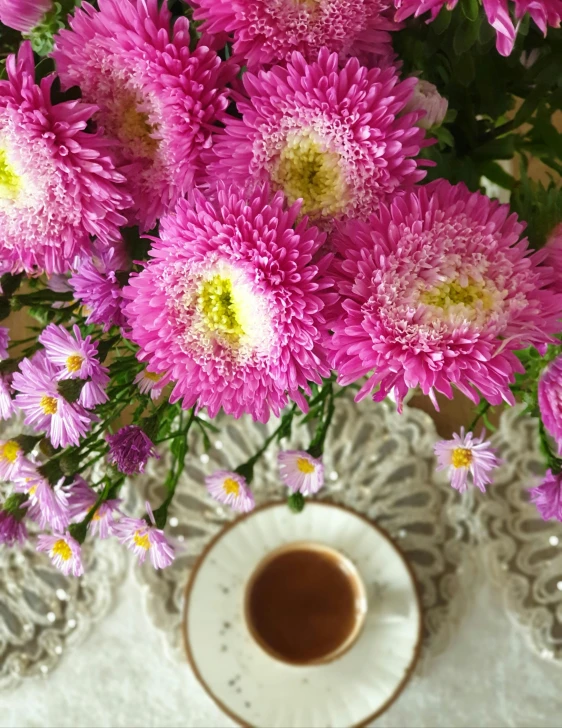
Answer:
[135,393,475,672]
[0,418,127,691]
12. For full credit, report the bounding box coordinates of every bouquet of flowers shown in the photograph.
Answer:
[0,0,561,577]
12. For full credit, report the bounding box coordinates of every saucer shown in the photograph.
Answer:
[182,501,422,728]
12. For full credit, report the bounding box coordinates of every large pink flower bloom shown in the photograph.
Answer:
[328,179,562,412]
[0,0,52,32]
[53,0,234,231]
[0,43,130,276]
[193,0,397,69]
[123,185,335,422]
[538,355,562,455]
[207,49,426,228]
[545,223,562,293]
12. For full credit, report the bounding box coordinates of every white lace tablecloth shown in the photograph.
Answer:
[2,397,562,727]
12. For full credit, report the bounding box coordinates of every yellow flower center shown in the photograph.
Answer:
[273,132,348,218]
[296,457,315,474]
[92,509,101,521]
[421,279,493,314]
[105,89,158,160]
[133,530,151,550]
[0,440,21,463]
[66,354,84,373]
[40,395,58,415]
[145,371,162,382]
[52,539,72,561]
[223,478,240,496]
[0,148,21,200]
[198,275,245,341]
[451,447,472,469]
[28,485,37,496]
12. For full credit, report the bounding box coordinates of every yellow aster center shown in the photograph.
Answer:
[421,279,493,312]
[133,530,151,550]
[0,148,21,200]
[52,539,72,561]
[106,90,158,160]
[296,457,315,474]
[66,354,84,373]
[40,395,58,415]
[198,275,245,341]
[273,132,348,218]
[0,440,21,463]
[451,447,472,469]
[223,478,240,496]
[28,485,37,496]
[145,371,162,382]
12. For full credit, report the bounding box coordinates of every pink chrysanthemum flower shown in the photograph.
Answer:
[529,469,562,521]
[403,79,448,129]
[278,450,324,495]
[36,531,84,577]
[123,185,335,422]
[25,476,70,532]
[328,180,562,411]
[538,355,562,456]
[205,470,255,512]
[69,250,128,332]
[12,353,93,448]
[0,376,15,421]
[434,428,499,492]
[114,502,174,569]
[545,223,562,293]
[0,327,9,360]
[53,0,234,231]
[0,0,52,32]
[193,0,396,69]
[0,43,130,276]
[134,368,165,400]
[207,50,426,227]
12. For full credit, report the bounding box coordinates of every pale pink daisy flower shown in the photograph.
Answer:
[0,376,15,421]
[0,439,35,482]
[0,492,28,546]
[66,477,120,538]
[207,49,427,227]
[205,470,255,513]
[53,0,234,231]
[0,0,52,32]
[0,327,9,360]
[538,355,562,456]
[530,470,562,521]
[36,531,84,577]
[114,502,174,569]
[134,368,166,400]
[403,79,448,129]
[278,450,324,496]
[12,353,93,448]
[25,476,70,532]
[0,43,130,276]
[123,185,335,422]
[434,428,499,493]
[328,180,562,412]
[193,0,397,69]
[69,249,128,332]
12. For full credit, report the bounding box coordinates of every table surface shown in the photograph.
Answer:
[1,559,560,728]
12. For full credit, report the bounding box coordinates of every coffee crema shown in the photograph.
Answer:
[245,543,366,665]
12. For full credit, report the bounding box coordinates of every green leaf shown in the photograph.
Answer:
[461,0,479,22]
[479,161,515,190]
[455,52,475,86]
[454,15,481,55]
[432,6,453,34]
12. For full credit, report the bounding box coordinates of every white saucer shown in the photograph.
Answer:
[183,502,422,728]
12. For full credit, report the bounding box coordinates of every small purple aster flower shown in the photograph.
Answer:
[529,470,562,521]
[107,425,158,475]
[25,477,70,533]
[205,470,255,513]
[0,327,9,360]
[539,355,562,455]
[39,324,107,382]
[36,531,84,577]
[278,451,324,496]
[0,495,28,546]
[12,353,93,449]
[69,250,128,332]
[0,376,15,421]
[0,439,35,482]
[114,502,174,569]
[66,477,120,539]
[0,0,52,32]
[134,368,166,400]
[434,428,499,493]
